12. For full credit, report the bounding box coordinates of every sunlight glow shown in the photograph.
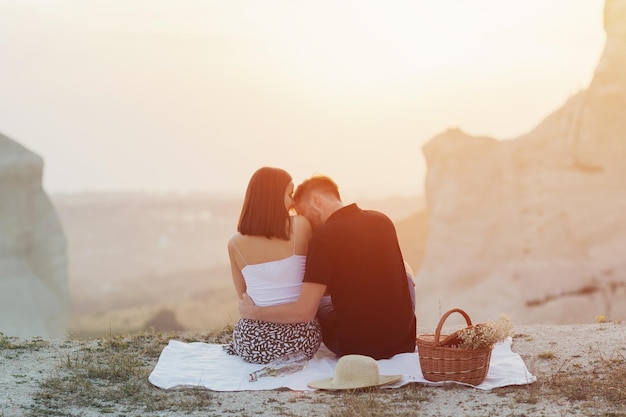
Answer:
[267,2,428,85]
[0,0,606,196]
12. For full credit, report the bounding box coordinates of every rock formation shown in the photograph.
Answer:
[416,0,626,327]
[0,132,69,338]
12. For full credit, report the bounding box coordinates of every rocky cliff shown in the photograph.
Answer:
[0,132,69,338]
[415,0,626,327]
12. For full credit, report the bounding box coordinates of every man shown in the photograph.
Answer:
[239,175,416,359]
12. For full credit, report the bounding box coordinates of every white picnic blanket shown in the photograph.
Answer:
[148,337,536,391]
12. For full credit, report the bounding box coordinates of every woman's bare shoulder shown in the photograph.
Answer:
[292,215,311,228]
[292,215,312,240]
[228,233,245,248]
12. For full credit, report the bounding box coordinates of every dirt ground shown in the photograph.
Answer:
[1,323,624,417]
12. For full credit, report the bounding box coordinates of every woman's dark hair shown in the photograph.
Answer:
[238,167,292,239]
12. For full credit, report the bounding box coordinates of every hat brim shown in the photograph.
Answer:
[308,375,402,390]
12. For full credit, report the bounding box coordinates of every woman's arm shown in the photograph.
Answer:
[227,238,247,299]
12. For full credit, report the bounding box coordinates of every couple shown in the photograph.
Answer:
[224,167,416,364]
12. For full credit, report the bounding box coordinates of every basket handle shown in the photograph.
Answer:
[434,308,473,347]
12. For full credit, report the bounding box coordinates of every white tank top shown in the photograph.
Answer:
[232,217,306,307]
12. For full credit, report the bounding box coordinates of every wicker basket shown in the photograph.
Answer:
[416,308,492,385]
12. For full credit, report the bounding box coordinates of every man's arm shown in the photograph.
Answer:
[239,282,327,323]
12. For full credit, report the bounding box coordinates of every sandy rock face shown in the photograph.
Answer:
[0,132,69,338]
[416,0,626,327]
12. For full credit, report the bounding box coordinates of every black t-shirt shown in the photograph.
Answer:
[303,203,416,359]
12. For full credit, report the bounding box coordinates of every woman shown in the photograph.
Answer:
[224,167,321,364]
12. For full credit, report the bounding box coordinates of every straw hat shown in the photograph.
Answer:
[308,354,401,390]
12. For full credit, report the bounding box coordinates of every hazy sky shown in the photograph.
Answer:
[0,1,605,198]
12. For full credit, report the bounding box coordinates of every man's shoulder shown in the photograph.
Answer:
[361,208,394,225]
[322,206,393,230]
[362,208,390,218]
[333,204,390,220]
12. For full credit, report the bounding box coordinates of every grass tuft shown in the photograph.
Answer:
[29,330,215,416]
[507,344,626,413]
[544,352,626,404]
[0,333,50,350]
[537,351,556,360]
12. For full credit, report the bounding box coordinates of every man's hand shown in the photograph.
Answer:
[239,293,256,319]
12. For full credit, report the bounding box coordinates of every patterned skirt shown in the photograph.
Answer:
[223,318,322,364]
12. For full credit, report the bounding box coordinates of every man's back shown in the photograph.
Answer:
[303,203,416,359]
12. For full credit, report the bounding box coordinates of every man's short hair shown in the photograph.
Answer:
[293,174,341,203]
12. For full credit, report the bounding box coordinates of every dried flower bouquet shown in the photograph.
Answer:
[455,314,514,349]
